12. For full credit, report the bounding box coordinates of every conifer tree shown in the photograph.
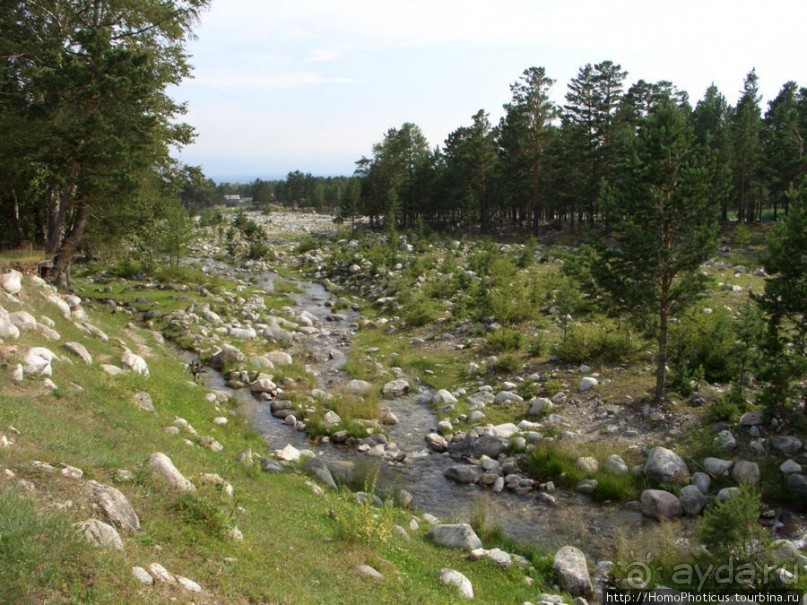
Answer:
[590,100,717,403]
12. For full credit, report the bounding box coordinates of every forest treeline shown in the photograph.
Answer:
[353,63,805,231]
[224,63,805,233]
[1,0,805,281]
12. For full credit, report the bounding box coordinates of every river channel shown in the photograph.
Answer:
[188,258,654,561]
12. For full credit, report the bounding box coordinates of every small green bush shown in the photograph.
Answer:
[490,353,524,374]
[329,392,381,423]
[669,309,742,394]
[553,320,636,364]
[517,379,541,400]
[695,487,775,590]
[523,443,583,485]
[329,484,395,546]
[524,444,640,502]
[169,492,235,540]
[543,378,565,398]
[591,472,641,503]
[401,295,441,327]
[527,333,546,357]
[705,393,744,423]
[198,208,224,227]
[295,235,322,254]
[486,328,524,353]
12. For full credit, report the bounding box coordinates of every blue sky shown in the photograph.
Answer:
[169,0,807,182]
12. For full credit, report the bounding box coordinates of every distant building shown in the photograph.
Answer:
[223,195,252,207]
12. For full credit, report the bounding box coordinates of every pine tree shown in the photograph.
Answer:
[0,0,209,285]
[692,84,733,221]
[590,100,718,404]
[755,185,807,417]
[497,67,558,232]
[563,60,627,224]
[731,70,764,222]
[762,81,806,218]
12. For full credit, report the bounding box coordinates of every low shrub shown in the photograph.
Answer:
[553,320,637,364]
[328,392,381,423]
[524,444,640,502]
[695,487,776,590]
[542,378,565,398]
[526,333,546,357]
[669,309,743,394]
[705,393,745,424]
[517,379,541,400]
[523,443,583,485]
[401,294,441,327]
[486,328,524,353]
[169,491,235,540]
[490,353,524,374]
[329,479,395,546]
[591,472,641,503]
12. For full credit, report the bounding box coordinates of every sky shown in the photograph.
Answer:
[169,0,807,183]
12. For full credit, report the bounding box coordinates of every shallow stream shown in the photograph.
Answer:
[189,262,650,559]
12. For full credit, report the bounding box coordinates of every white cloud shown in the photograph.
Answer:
[307,48,341,62]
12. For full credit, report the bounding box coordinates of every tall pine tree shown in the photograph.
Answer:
[590,100,718,403]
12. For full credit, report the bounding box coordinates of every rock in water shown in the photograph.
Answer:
[433,389,458,405]
[206,344,245,371]
[382,378,410,398]
[303,458,337,490]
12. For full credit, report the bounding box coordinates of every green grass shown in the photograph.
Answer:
[0,246,47,268]
[523,442,643,503]
[0,487,102,604]
[0,270,554,603]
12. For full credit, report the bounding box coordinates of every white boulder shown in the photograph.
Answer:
[24,347,58,376]
[121,350,149,377]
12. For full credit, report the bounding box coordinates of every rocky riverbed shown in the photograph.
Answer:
[7,209,804,601]
[167,212,807,565]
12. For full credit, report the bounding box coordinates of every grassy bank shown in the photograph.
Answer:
[0,271,557,604]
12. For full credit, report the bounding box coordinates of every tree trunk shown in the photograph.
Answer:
[49,199,88,288]
[47,161,80,254]
[655,305,668,404]
[10,190,25,246]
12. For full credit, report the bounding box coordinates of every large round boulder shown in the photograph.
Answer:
[429,523,482,550]
[554,545,593,598]
[640,489,683,520]
[679,484,708,516]
[643,447,689,484]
